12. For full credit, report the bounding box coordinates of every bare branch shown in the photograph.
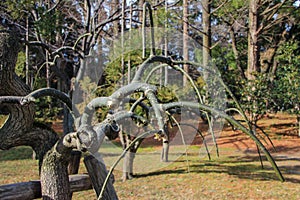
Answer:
[0,88,72,111]
[211,0,229,15]
[35,0,64,22]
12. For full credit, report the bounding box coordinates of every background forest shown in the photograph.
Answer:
[0,0,299,129]
[0,0,299,133]
[0,0,300,199]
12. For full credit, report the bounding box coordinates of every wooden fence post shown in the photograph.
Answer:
[84,155,118,200]
[0,174,92,200]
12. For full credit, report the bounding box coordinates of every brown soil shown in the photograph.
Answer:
[217,113,300,152]
[52,113,300,154]
[52,112,300,181]
[51,112,300,199]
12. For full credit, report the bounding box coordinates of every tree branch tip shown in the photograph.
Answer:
[144,88,157,96]
[107,99,118,109]
[20,96,35,105]
[62,132,80,149]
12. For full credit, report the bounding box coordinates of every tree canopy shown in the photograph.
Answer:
[0,0,299,199]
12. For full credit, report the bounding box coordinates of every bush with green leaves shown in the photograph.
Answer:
[239,72,273,122]
[273,41,300,115]
[273,41,300,135]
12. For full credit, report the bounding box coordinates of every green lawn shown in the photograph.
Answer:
[1,145,300,200]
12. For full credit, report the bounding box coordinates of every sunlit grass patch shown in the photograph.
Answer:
[1,144,300,199]
[0,146,39,184]
[0,146,33,161]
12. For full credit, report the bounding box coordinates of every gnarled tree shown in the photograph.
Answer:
[0,27,118,200]
[0,27,72,199]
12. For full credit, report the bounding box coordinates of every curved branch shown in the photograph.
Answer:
[51,46,84,59]
[0,88,73,111]
[80,97,110,126]
[0,96,23,104]
[145,90,165,134]
[113,111,149,126]
[23,88,72,110]
[35,0,64,22]
[80,82,156,126]
[98,130,159,200]
[126,97,149,114]
[132,55,220,156]
[176,123,211,160]
[145,64,169,83]
[128,96,150,120]
[132,55,173,82]
[162,101,284,182]
[166,111,190,172]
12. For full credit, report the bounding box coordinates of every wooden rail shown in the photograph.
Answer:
[0,174,92,200]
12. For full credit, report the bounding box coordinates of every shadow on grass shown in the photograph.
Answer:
[132,152,300,184]
[270,122,296,129]
[134,168,187,178]
[225,162,300,184]
[0,146,33,161]
[215,153,300,183]
[133,162,276,183]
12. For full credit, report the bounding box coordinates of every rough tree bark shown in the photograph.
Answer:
[0,30,35,149]
[40,141,72,200]
[297,115,300,137]
[0,29,118,199]
[182,0,189,86]
[247,0,260,80]
[202,0,211,71]
[229,26,246,80]
[0,28,71,199]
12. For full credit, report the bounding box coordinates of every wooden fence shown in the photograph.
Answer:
[0,155,118,200]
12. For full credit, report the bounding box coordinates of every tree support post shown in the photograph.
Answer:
[84,155,118,200]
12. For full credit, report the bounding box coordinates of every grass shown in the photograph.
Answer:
[1,145,300,200]
[0,146,39,184]
[1,113,299,199]
[0,115,8,128]
[73,147,300,200]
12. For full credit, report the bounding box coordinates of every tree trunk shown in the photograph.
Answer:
[121,0,126,86]
[120,132,145,181]
[161,125,170,162]
[247,0,260,80]
[182,0,189,86]
[0,30,35,149]
[40,141,72,200]
[0,174,92,200]
[123,151,135,181]
[202,0,211,103]
[297,115,300,137]
[139,0,146,23]
[0,28,71,200]
[25,16,31,88]
[121,134,135,181]
[84,155,118,200]
[161,137,169,162]
[113,0,120,50]
[229,26,246,79]
[202,0,211,69]
[164,0,168,85]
